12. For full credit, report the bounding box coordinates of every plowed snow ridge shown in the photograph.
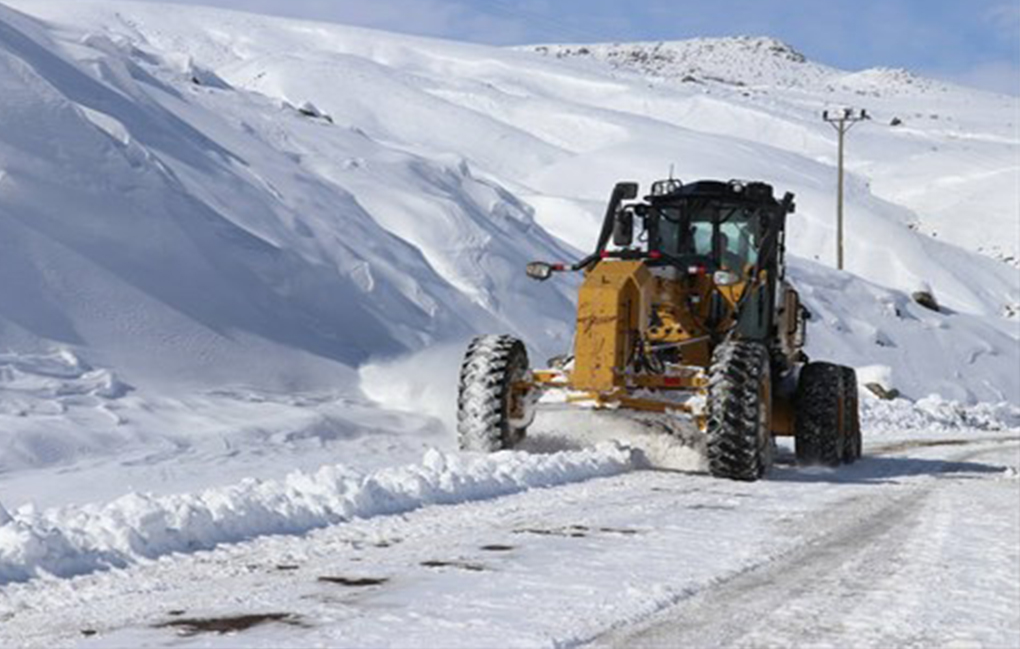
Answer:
[0,444,637,584]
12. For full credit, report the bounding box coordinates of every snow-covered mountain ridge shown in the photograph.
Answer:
[527,37,944,94]
[0,0,1016,504]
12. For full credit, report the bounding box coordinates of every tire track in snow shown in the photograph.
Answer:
[595,440,1019,649]
[869,433,1020,454]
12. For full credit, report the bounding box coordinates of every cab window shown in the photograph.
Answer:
[719,219,758,270]
[656,207,713,257]
[654,204,759,270]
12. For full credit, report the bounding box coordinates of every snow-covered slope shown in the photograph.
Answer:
[0,0,1017,499]
[527,39,1020,267]
[0,2,578,389]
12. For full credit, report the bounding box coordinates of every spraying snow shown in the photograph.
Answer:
[522,408,708,472]
[358,342,468,435]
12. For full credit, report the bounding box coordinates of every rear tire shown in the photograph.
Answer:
[795,362,844,466]
[457,335,532,452]
[706,341,773,481]
[840,366,862,462]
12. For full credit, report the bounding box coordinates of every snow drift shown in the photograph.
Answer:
[0,1,577,395]
[0,443,637,584]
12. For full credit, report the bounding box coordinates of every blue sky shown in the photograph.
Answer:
[127,0,1018,94]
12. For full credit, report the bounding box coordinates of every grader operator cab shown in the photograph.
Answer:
[457,178,861,481]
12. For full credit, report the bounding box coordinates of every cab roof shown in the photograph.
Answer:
[646,179,779,206]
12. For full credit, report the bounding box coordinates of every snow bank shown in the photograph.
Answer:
[861,393,1020,434]
[0,443,637,584]
[0,349,129,410]
[0,350,141,472]
[791,260,1020,404]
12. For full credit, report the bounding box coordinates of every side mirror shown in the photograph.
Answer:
[614,182,639,200]
[526,261,555,281]
[782,192,796,214]
[612,209,634,247]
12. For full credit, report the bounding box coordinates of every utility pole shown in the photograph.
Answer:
[822,108,868,270]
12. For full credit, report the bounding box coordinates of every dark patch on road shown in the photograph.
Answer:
[873,435,1020,455]
[155,613,303,636]
[514,524,640,537]
[80,629,97,637]
[276,564,300,571]
[599,527,642,535]
[480,544,515,551]
[318,576,388,586]
[167,609,186,616]
[420,559,487,572]
[515,524,589,538]
[876,439,972,453]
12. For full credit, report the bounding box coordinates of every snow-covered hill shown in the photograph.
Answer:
[527,39,1020,267]
[0,0,1017,503]
[529,37,943,92]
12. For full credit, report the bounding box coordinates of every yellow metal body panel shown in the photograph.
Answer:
[567,260,755,409]
[571,261,652,392]
[547,259,796,437]
[530,370,568,387]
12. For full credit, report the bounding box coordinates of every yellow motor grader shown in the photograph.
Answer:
[457,179,860,480]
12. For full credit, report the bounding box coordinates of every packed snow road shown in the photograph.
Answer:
[599,438,1020,649]
[1,430,1016,648]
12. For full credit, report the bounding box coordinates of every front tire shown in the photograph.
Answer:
[706,341,773,481]
[840,366,862,462]
[795,362,845,466]
[457,335,532,452]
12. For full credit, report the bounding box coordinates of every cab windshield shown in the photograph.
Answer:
[655,203,760,271]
